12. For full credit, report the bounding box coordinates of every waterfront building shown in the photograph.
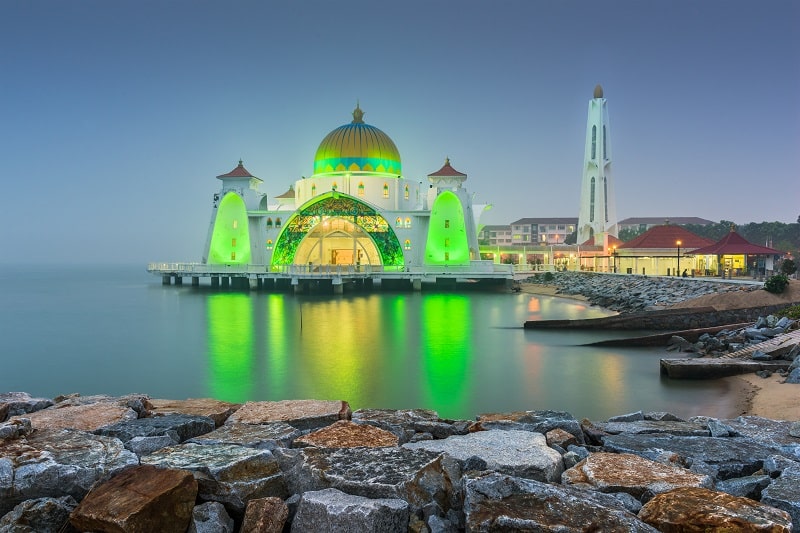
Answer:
[478,225,512,246]
[690,227,782,278]
[150,104,511,290]
[509,218,578,245]
[577,85,617,244]
[614,223,714,276]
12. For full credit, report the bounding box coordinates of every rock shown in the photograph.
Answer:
[545,427,579,449]
[188,422,303,450]
[0,417,32,440]
[9,401,137,432]
[0,392,53,421]
[276,447,459,516]
[241,496,289,533]
[761,464,800,531]
[149,398,242,427]
[227,400,351,430]
[608,411,644,422]
[294,420,399,448]
[601,433,788,480]
[790,422,800,439]
[725,416,800,461]
[142,443,287,514]
[592,419,709,436]
[562,452,712,500]
[715,474,772,500]
[463,472,657,532]
[95,413,216,443]
[707,418,736,437]
[763,455,798,478]
[0,496,78,533]
[0,428,139,515]
[473,410,584,444]
[126,434,180,457]
[188,501,235,533]
[351,408,442,443]
[291,488,409,533]
[786,367,800,384]
[52,393,153,417]
[404,429,563,482]
[639,486,793,532]
[69,465,197,533]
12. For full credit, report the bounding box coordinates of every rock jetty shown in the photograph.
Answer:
[525,271,760,313]
[2,393,800,532]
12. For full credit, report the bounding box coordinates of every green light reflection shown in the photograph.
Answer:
[207,293,253,402]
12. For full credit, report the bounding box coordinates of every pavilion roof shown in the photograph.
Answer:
[619,224,713,250]
[690,229,782,256]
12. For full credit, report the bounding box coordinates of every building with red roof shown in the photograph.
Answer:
[690,228,782,277]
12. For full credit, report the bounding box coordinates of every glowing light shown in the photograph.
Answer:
[207,293,253,402]
[208,193,251,264]
[424,191,470,265]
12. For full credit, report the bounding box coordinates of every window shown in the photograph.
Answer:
[231,238,237,247]
[266,218,273,228]
[383,183,389,198]
[396,217,402,227]
[603,125,607,160]
[404,217,411,228]
[444,252,450,261]
[311,184,316,196]
[275,218,282,228]
[404,239,411,250]
[445,238,450,248]
[332,182,338,191]
[266,240,273,249]
[358,182,365,197]
[404,185,409,200]
[444,219,450,229]
[232,220,238,229]
[590,177,595,222]
[591,125,597,159]
[231,252,236,260]
[604,178,609,222]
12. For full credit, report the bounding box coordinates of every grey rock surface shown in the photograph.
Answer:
[291,488,409,533]
[187,501,235,533]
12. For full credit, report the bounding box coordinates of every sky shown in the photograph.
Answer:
[1,0,798,264]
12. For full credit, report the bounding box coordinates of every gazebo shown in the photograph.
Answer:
[689,228,782,278]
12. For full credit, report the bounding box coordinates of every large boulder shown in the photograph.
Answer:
[724,416,800,461]
[241,497,289,533]
[188,501,235,533]
[95,413,216,444]
[0,392,53,422]
[142,443,287,514]
[562,452,713,500]
[227,400,351,430]
[291,488,409,533]
[188,422,303,450]
[0,428,139,515]
[149,398,241,427]
[404,429,563,482]
[761,464,800,531]
[69,465,197,533]
[473,410,585,444]
[463,472,657,532]
[294,420,398,448]
[0,496,77,533]
[352,408,470,441]
[277,446,459,516]
[9,402,137,432]
[601,434,788,480]
[639,486,793,532]
[591,419,709,436]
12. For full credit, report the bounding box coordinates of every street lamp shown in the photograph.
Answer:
[611,245,618,273]
[676,240,682,276]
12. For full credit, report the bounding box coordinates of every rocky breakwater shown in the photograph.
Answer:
[525,271,760,313]
[2,393,800,531]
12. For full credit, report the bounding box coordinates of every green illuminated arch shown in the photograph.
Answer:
[424,191,470,266]
[208,192,251,264]
[271,192,404,267]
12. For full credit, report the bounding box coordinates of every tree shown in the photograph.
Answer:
[781,259,797,276]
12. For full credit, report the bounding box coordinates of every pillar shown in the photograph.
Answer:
[211,276,219,288]
[162,275,171,285]
[221,277,230,288]
[412,278,422,291]
[174,276,183,285]
[191,277,199,286]
[249,278,258,290]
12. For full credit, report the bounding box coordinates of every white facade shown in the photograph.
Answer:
[577,85,617,244]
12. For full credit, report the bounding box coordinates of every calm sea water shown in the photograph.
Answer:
[0,265,736,420]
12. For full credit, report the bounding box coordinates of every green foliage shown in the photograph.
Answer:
[618,226,646,242]
[542,271,555,282]
[764,274,790,294]
[780,259,797,276]
[775,304,800,320]
[564,230,578,245]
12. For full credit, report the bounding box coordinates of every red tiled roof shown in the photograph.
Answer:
[690,230,782,255]
[274,186,295,199]
[217,160,256,179]
[619,224,713,250]
[428,157,466,178]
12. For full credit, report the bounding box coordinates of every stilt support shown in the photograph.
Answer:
[191,277,199,286]
[162,275,171,285]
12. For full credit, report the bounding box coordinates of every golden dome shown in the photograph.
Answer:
[313,104,401,176]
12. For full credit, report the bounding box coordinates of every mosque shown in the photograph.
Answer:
[179,103,504,290]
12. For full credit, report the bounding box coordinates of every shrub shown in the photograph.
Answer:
[781,258,797,276]
[542,271,555,283]
[775,304,800,320]
[764,274,789,294]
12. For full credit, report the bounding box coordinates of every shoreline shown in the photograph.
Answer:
[727,373,800,421]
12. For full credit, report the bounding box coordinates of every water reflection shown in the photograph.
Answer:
[207,293,253,402]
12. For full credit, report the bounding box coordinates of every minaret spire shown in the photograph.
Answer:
[577,85,618,244]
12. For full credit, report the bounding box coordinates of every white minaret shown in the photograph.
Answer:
[577,84,617,244]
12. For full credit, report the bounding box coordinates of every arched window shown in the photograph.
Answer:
[404,239,411,250]
[404,185,409,200]
[332,182,338,191]
[383,183,389,198]
[275,218,282,228]
[231,251,236,260]
[266,240,273,250]
[358,182,365,196]
[591,126,597,160]
[444,238,450,248]
[266,218,273,228]
[311,184,316,196]
[232,220,238,229]
[604,178,609,222]
[603,125,607,160]
[404,217,411,228]
[231,238,237,247]
[396,217,402,227]
[590,177,596,222]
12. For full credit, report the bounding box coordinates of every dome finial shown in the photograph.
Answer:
[593,84,604,99]
[352,102,364,124]
[445,156,450,165]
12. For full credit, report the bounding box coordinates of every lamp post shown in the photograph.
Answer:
[676,240,682,277]
[611,245,618,273]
